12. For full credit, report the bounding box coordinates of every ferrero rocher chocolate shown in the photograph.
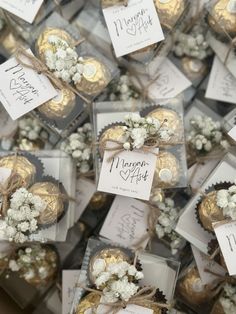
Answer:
[0,155,36,187]
[29,182,65,225]
[38,88,76,119]
[89,248,130,284]
[89,192,107,210]
[153,151,180,188]
[198,191,225,232]
[99,125,126,157]
[154,0,186,31]
[36,28,75,62]
[181,57,208,79]
[207,0,236,39]
[177,267,214,305]
[75,57,110,96]
[128,43,158,59]
[146,108,182,142]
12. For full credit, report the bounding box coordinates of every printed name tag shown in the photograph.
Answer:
[97,142,158,200]
[0,0,44,24]
[0,49,58,120]
[102,0,164,57]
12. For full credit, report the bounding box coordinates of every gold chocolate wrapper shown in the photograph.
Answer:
[0,155,36,187]
[99,125,126,157]
[75,57,110,96]
[76,292,163,314]
[177,267,214,305]
[146,108,183,143]
[181,57,208,79]
[154,0,186,31]
[29,182,65,225]
[36,28,75,62]
[89,192,107,210]
[38,88,76,120]
[153,151,180,188]
[89,248,130,284]
[20,247,58,287]
[198,191,225,232]
[208,0,236,39]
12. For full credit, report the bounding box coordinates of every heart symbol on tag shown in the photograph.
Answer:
[10,79,21,90]
[120,170,131,181]
[126,25,136,36]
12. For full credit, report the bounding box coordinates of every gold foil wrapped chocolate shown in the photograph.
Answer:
[38,88,76,120]
[181,57,208,79]
[89,192,107,210]
[146,108,183,143]
[153,151,180,188]
[154,0,186,31]
[177,267,214,305]
[29,182,65,225]
[89,248,130,284]
[36,28,76,62]
[99,125,126,157]
[75,57,110,96]
[208,0,236,39]
[198,191,224,232]
[0,155,36,187]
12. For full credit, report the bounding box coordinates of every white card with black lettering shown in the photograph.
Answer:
[205,56,236,104]
[0,49,58,120]
[214,220,236,276]
[100,196,149,248]
[191,245,226,285]
[0,0,44,24]
[102,0,164,57]
[97,143,158,200]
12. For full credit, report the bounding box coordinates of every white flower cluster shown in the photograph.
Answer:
[187,115,229,153]
[92,258,144,303]
[9,246,56,281]
[3,188,46,243]
[217,183,236,220]
[60,123,93,173]
[18,117,43,141]
[122,113,173,150]
[173,25,212,60]
[44,35,88,84]
[150,196,185,255]
[219,283,236,314]
[108,74,139,102]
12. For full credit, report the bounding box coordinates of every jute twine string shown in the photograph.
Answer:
[204,268,233,291]
[14,46,91,104]
[102,0,128,9]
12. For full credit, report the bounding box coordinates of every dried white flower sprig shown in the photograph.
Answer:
[60,123,93,173]
[122,113,174,151]
[150,194,185,255]
[44,35,92,85]
[217,182,236,220]
[219,283,236,314]
[187,115,229,153]
[92,258,144,303]
[18,117,43,142]
[8,245,57,282]
[3,188,46,243]
[108,74,139,102]
[173,25,213,60]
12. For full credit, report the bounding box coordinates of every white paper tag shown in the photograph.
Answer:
[228,125,236,142]
[213,220,236,276]
[0,0,44,24]
[0,167,11,184]
[132,58,192,99]
[62,270,80,314]
[0,49,58,120]
[97,143,158,200]
[100,196,149,248]
[205,56,236,104]
[96,304,153,314]
[102,0,164,57]
[191,245,226,285]
[75,179,96,222]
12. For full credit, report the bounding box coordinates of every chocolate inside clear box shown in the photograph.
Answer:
[70,237,180,314]
[0,150,77,243]
[93,99,188,190]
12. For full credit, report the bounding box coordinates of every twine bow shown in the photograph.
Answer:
[14,46,90,104]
